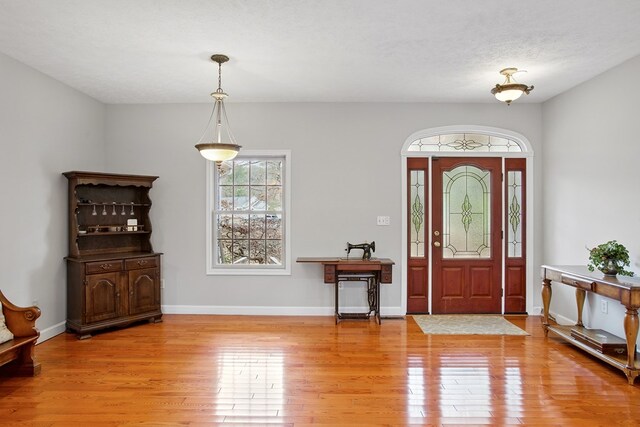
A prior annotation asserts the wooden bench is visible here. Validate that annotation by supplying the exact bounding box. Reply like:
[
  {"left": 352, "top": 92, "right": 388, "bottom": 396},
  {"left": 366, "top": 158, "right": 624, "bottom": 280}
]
[{"left": 0, "top": 290, "right": 41, "bottom": 376}]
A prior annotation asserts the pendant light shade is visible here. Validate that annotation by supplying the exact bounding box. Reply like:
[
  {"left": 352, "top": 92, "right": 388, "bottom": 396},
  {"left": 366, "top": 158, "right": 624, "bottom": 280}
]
[
  {"left": 491, "top": 68, "right": 534, "bottom": 105},
  {"left": 195, "top": 54, "right": 241, "bottom": 161},
  {"left": 196, "top": 143, "right": 242, "bottom": 162}
]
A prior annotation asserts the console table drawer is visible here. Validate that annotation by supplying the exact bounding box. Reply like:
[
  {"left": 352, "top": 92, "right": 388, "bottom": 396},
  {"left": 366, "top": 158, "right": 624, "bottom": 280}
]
[
  {"left": 86, "top": 261, "right": 123, "bottom": 274},
  {"left": 561, "top": 274, "right": 594, "bottom": 291}
]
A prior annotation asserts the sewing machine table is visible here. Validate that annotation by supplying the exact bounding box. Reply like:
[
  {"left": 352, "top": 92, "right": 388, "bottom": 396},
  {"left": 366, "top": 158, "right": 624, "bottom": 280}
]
[{"left": 297, "top": 257, "right": 394, "bottom": 324}]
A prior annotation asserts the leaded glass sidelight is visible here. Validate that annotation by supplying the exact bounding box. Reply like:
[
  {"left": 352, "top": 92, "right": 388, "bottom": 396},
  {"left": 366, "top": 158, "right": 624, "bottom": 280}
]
[
  {"left": 442, "top": 165, "right": 491, "bottom": 258},
  {"left": 410, "top": 170, "right": 425, "bottom": 257},
  {"left": 507, "top": 171, "right": 523, "bottom": 258},
  {"left": 215, "top": 158, "right": 284, "bottom": 266}
]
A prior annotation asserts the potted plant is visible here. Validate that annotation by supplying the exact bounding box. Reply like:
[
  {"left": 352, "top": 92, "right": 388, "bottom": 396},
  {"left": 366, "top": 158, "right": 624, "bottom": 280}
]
[{"left": 587, "top": 240, "right": 634, "bottom": 276}]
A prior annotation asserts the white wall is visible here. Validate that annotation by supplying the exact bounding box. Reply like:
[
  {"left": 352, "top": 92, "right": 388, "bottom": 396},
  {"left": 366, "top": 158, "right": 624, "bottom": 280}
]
[
  {"left": 105, "top": 102, "right": 542, "bottom": 314},
  {"left": 0, "top": 52, "right": 105, "bottom": 339},
  {"left": 0, "top": 49, "right": 545, "bottom": 333},
  {"left": 542, "top": 55, "right": 640, "bottom": 340}
]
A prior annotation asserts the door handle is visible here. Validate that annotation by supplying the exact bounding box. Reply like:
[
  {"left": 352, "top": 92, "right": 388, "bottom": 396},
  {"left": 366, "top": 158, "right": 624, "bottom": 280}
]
[{"left": 433, "top": 241, "right": 441, "bottom": 247}]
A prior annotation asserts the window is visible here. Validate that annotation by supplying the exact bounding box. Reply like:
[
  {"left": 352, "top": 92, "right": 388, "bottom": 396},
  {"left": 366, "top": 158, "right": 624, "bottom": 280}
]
[
  {"left": 206, "top": 150, "right": 291, "bottom": 275},
  {"left": 407, "top": 133, "right": 522, "bottom": 153}
]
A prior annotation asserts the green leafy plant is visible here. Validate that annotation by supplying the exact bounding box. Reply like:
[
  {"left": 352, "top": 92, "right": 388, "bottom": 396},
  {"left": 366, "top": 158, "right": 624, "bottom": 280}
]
[{"left": 587, "top": 240, "right": 634, "bottom": 276}]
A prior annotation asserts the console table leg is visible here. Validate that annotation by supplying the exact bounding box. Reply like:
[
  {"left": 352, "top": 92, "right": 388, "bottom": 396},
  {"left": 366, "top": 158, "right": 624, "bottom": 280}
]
[
  {"left": 624, "top": 307, "right": 639, "bottom": 371},
  {"left": 541, "top": 278, "right": 552, "bottom": 336},
  {"left": 575, "top": 288, "right": 586, "bottom": 327},
  {"left": 623, "top": 369, "right": 639, "bottom": 385}
]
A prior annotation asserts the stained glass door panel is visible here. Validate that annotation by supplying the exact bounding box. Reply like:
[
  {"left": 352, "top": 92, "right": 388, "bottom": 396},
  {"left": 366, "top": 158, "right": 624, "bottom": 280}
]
[
  {"left": 431, "top": 158, "right": 502, "bottom": 314},
  {"left": 504, "top": 158, "right": 527, "bottom": 313},
  {"left": 406, "top": 158, "right": 429, "bottom": 313},
  {"left": 442, "top": 165, "right": 491, "bottom": 259}
]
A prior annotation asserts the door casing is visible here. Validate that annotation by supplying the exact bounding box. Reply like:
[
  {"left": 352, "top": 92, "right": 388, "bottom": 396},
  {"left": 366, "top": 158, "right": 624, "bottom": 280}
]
[{"left": 400, "top": 125, "right": 534, "bottom": 316}]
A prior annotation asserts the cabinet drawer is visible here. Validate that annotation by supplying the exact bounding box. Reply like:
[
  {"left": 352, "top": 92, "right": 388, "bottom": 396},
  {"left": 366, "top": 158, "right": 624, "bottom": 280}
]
[
  {"left": 125, "top": 256, "right": 158, "bottom": 270},
  {"left": 86, "top": 261, "right": 123, "bottom": 274},
  {"left": 324, "top": 265, "right": 336, "bottom": 283},
  {"left": 381, "top": 265, "right": 393, "bottom": 283}
]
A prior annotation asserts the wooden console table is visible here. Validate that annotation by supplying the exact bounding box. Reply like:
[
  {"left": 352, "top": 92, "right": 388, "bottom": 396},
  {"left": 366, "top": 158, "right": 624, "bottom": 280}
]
[
  {"left": 297, "top": 257, "right": 394, "bottom": 324},
  {"left": 541, "top": 265, "right": 640, "bottom": 384}
]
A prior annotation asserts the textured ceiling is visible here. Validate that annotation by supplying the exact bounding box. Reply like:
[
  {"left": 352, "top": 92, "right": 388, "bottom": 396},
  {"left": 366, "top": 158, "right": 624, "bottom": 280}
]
[{"left": 1, "top": 0, "right": 640, "bottom": 104}]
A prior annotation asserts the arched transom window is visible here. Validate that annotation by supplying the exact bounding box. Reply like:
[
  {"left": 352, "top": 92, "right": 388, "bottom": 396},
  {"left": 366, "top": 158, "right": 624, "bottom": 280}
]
[{"left": 408, "top": 133, "right": 523, "bottom": 153}]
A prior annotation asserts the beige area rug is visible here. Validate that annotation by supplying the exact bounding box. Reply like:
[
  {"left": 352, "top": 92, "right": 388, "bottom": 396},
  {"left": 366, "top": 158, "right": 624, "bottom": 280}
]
[{"left": 413, "top": 315, "right": 529, "bottom": 335}]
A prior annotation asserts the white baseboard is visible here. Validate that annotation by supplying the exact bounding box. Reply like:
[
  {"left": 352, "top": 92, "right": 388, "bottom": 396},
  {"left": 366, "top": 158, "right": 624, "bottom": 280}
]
[
  {"left": 37, "top": 321, "right": 66, "bottom": 344},
  {"left": 162, "top": 305, "right": 405, "bottom": 317},
  {"left": 549, "top": 310, "right": 576, "bottom": 326},
  {"left": 34, "top": 307, "right": 406, "bottom": 343},
  {"left": 531, "top": 306, "right": 574, "bottom": 324}
]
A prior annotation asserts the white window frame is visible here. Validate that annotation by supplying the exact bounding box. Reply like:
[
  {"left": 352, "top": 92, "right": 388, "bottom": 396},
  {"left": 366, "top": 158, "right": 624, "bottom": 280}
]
[{"left": 206, "top": 149, "right": 291, "bottom": 275}]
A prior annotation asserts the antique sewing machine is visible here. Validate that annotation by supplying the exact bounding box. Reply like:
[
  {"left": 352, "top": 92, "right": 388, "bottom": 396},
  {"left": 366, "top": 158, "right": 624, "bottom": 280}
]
[{"left": 346, "top": 241, "right": 376, "bottom": 260}]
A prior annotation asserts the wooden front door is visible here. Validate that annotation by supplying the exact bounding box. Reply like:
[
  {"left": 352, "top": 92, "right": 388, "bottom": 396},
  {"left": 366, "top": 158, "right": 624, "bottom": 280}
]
[{"left": 431, "top": 157, "right": 503, "bottom": 313}]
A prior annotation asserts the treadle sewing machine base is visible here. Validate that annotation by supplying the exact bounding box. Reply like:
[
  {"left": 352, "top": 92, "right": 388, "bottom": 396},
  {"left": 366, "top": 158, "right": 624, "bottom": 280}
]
[
  {"left": 296, "top": 257, "right": 395, "bottom": 325},
  {"left": 335, "top": 272, "right": 379, "bottom": 324}
]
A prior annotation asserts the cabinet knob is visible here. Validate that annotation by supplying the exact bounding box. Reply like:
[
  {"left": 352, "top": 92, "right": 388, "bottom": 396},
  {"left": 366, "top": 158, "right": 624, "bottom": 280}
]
[
  {"left": 100, "top": 263, "right": 112, "bottom": 270},
  {"left": 137, "top": 260, "right": 147, "bottom": 266}
]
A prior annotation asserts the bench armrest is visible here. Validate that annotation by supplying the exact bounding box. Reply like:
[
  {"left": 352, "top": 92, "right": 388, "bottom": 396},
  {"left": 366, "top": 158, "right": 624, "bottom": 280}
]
[{"left": 0, "top": 290, "right": 41, "bottom": 338}]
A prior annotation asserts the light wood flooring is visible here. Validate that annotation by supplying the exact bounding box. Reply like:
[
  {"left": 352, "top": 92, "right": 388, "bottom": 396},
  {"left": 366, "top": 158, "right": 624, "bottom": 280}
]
[{"left": 2, "top": 315, "right": 640, "bottom": 426}]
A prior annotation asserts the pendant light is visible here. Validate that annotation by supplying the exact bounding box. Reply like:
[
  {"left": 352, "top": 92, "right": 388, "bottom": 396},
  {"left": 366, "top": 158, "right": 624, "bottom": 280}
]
[
  {"left": 195, "top": 54, "right": 241, "bottom": 162},
  {"left": 491, "top": 68, "right": 534, "bottom": 105}
]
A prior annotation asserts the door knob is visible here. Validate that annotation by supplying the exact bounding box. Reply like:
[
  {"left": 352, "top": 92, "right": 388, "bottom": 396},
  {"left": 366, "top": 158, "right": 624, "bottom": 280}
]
[{"left": 434, "top": 241, "right": 441, "bottom": 247}]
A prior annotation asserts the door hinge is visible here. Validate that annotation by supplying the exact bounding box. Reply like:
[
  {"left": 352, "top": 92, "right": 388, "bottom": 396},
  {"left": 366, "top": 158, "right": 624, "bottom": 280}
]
[
  {"left": 83, "top": 279, "right": 88, "bottom": 286},
  {"left": 501, "top": 230, "right": 504, "bottom": 239},
  {"left": 501, "top": 288, "right": 504, "bottom": 297}
]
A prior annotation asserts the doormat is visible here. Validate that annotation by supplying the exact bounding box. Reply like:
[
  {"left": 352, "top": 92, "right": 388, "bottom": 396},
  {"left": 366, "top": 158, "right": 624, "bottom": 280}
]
[{"left": 413, "top": 315, "right": 529, "bottom": 335}]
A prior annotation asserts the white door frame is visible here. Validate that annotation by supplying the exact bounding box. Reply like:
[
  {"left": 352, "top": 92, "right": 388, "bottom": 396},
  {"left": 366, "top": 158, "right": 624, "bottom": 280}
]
[{"left": 400, "top": 125, "right": 534, "bottom": 314}]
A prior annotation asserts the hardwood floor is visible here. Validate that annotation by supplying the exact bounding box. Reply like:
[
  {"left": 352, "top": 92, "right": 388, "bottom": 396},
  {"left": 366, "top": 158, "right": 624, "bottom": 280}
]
[{"left": 2, "top": 315, "right": 640, "bottom": 426}]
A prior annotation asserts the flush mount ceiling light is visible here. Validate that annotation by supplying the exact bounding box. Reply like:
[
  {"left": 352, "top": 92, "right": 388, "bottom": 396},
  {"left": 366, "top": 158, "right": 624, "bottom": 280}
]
[
  {"left": 195, "top": 54, "right": 242, "bottom": 162},
  {"left": 491, "top": 67, "right": 534, "bottom": 105}
]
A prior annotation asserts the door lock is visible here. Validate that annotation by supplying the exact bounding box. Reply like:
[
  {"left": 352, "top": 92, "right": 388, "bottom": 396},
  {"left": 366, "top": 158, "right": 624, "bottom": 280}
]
[{"left": 434, "top": 231, "right": 440, "bottom": 236}]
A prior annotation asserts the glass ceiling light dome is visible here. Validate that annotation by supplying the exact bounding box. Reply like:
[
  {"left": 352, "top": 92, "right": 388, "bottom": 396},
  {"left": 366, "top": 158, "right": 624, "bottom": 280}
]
[
  {"left": 491, "top": 67, "right": 534, "bottom": 105},
  {"left": 195, "top": 54, "right": 242, "bottom": 162}
]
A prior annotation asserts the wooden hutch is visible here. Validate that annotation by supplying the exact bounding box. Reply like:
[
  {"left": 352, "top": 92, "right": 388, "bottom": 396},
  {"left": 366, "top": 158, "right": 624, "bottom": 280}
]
[{"left": 63, "top": 171, "right": 162, "bottom": 338}]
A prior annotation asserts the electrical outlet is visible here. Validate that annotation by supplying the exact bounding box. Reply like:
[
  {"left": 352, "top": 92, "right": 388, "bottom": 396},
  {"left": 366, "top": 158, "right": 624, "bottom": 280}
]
[
  {"left": 338, "top": 282, "right": 344, "bottom": 290},
  {"left": 161, "top": 279, "right": 165, "bottom": 289},
  {"left": 601, "top": 300, "right": 608, "bottom": 314},
  {"left": 377, "top": 216, "right": 391, "bottom": 226}
]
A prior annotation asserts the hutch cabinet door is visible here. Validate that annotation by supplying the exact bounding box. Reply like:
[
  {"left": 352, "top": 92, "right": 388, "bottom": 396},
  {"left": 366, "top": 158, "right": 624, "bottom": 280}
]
[
  {"left": 128, "top": 268, "right": 160, "bottom": 315},
  {"left": 85, "top": 272, "right": 121, "bottom": 323}
]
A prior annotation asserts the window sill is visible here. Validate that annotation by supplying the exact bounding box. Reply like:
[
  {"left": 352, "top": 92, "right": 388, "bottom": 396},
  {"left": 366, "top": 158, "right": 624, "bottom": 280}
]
[{"left": 207, "top": 267, "right": 291, "bottom": 276}]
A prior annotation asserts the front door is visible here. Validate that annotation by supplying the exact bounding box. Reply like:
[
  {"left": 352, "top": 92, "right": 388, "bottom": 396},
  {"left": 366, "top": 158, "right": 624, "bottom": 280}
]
[{"left": 431, "top": 157, "right": 503, "bottom": 313}]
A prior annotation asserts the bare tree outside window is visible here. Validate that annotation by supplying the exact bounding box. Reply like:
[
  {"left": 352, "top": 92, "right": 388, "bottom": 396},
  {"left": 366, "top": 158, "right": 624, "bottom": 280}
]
[{"left": 214, "top": 158, "right": 284, "bottom": 266}]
